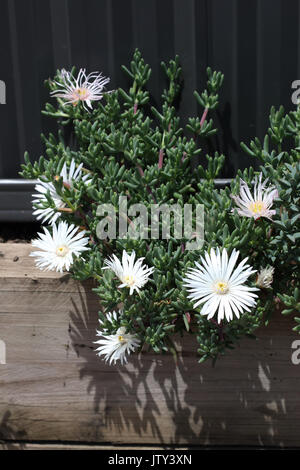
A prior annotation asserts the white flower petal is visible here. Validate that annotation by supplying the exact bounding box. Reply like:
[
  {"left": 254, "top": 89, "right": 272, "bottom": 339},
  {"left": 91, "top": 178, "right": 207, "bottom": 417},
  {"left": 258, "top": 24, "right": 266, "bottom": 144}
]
[
  {"left": 30, "top": 221, "right": 89, "bottom": 272},
  {"left": 231, "top": 173, "right": 278, "bottom": 220},
  {"left": 51, "top": 68, "right": 111, "bottom": 111},
  {"left": 32, "top": 158, "right": 92, "bottom": 224},
  {"left": 102, "top": 250, "right": 154, "bottom": 294},
  {"left": 94, "top": 310, "right": 140, "bottom": 366},
  {"left": 183, "top": 247, "right": 258, "bottom": 324}
]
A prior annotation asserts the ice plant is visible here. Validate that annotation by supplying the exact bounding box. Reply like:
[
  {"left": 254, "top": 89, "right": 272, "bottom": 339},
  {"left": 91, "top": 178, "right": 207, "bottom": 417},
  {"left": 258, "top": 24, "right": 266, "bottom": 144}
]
[
  {"left": 231, "top": 173, "right": 278, "bottom": 220},
  {"left": 95, "top": 311, "right": 140, "bottom": 365},
  {"left": 30, "top": 221, "right": 89, "bottom": 272},
  {"left": 22, "top": 50, "right": 300, "bottom": 365},
  {"left": 256, "top": 266, "right": 275, "bottom": 289},
  {"left": 32, "top": 159, "right": 91, "bottom": 224},
  {"left": 51, "top": 68, "right": 111, "bottom": 110},
  {"left": 103, "top": 250, "right": 154, "bottom": 295},
  {"left": 183, "top": 248, "right": 259, "bottom": 323}
]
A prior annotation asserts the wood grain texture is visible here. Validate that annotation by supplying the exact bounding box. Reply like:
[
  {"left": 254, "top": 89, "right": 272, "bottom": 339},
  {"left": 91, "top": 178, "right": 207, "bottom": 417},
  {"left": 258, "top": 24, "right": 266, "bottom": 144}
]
[{"left": 0, "top": 244, "right": 299, "bottom": 447}]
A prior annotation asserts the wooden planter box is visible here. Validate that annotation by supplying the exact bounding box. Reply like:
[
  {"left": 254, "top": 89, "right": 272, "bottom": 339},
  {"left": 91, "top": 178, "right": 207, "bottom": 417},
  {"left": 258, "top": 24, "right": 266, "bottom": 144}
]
[{"left": 0, "top": 243, "right": 299, "bottom": 449}]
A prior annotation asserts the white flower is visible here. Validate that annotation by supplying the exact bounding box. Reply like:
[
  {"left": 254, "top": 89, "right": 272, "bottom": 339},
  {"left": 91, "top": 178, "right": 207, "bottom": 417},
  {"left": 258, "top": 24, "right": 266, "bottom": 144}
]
[
  {"left": 231, "top": 173, "right": 278, "bottom": 220},
  {"left": 256, "top": 266, "right": 274, "bottom": 289},
  {"left": 60, "top": 159, "right": 92, "bottom": 186},
  {"left": 102, "top": 250, "right": 154, "bottom": 295},
  {"left": 51, "top": 68, "right": 111, "bottom": 110},
  {"left": 32, "top": 180, "right": 65, "bottom": 225},
  {"left": 30, "top": 221, "right": 89, "bottom": 272},
  {"left": 182, "top": 248, "right": 259, "bottom": 323},
  {"left": 95, "top": 310, "right": 140, "bottom": 365},
  {"left": 32, "top": 159, "right": 91, "bottom": 225}
]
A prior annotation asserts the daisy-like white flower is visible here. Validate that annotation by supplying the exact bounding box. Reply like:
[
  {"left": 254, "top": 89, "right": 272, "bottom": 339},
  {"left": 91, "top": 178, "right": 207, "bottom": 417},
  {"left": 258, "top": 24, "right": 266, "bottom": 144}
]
[
  {"left": 182, "top": 248, "right": 259, "bottom": 323},
  {"left": 32, "top": 159, "right": 91, "bottom": 225},
  {"left": 256, "top": 266, "right": 274, "bottom": 289},
  {"left": 30, "top": 221, "right": 89, "bottom": 272},
  {"left": 32, "top": 180, "right": 65, "bottom": 225},
  {"left": 95, "top": 310, "right": 140, "bottom": 365},
  {"left": 51, "top": 68, "right": 111, "bottom": 111},
  {"left": 231, "top": 173, "right": 278, "bottom": 220},
  {"left": 102, "top": 250, "right": 154, "bottom": 295},
  {"left": 60, "top": 159, "right": 92, "bottom": 186}
]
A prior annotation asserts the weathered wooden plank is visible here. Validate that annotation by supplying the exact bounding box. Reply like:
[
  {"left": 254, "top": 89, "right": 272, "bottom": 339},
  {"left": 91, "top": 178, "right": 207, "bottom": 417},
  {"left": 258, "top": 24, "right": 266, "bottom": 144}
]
[
  {"left": 0, "top": 243, "right": 62, "bottom": 278},
  {"left": 0, "top": 244, "right": 299, "bottom": 447}
]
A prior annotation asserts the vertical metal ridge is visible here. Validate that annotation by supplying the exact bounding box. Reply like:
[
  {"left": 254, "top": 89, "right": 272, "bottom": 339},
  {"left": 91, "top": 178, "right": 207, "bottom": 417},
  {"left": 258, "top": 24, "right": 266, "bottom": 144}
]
[
  {"left": 7, "top": 0, "right": 26, "bottom": 171},
  {"left": 50, "top": 0, "right": 72, "bottom": 69},
  {"left": 106, "top": 0, "right": 115, "bottom": 84},
  {"left": 131, "top": 0, "right": 159, "bottom": 103},
  {"left": 173, "top": 0, "right": 197, "bottom": 122},
  {"left": 256, "top": 0, "right": 263, "bottom": 141},
  {"left": 231, "top": 0, "right": 238, "bottom": 151}
]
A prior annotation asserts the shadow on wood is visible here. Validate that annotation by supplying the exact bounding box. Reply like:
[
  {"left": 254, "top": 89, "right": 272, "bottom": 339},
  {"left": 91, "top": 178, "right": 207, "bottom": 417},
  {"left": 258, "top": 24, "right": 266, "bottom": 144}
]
[
  {"left": 69, "top": 286, "right": 300, "bottom": 447},
  {"left": 0, "top": 244, "right": 299, "bottom": 448}
]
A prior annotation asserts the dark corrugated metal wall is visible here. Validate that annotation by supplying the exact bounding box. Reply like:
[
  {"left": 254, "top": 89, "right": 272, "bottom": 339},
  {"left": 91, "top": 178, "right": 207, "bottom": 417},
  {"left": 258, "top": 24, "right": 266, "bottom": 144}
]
[{"left": 0, "top": 0, "right": 299, "bottom": 180}]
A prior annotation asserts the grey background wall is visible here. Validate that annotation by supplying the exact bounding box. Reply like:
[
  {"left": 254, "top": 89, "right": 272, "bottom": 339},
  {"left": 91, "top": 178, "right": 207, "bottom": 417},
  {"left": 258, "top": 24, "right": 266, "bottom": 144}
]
[{"left": 0, "top": 0, "right": 299, "bottom": 217}]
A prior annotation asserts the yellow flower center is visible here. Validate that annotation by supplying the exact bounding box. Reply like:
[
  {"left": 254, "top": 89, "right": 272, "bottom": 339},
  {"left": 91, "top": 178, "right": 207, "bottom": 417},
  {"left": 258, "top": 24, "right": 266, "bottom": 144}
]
[
  {"left": 118, "top": 335, "right": 127, "bottom": 344},
  {"left": 214, "top": 281, "right": 229, "bottom": 295},
  {"left": 76, "top": 87, "right": 89, "bottom": 100},
  {"left": 249, "top": 201, "right": 264, "bottom": 214},
  {"left": 56, "top": 245, "right": 69, "bottom": 257},
  {"left": 123, "top": 275, "right": 135, "bottom": 287}
]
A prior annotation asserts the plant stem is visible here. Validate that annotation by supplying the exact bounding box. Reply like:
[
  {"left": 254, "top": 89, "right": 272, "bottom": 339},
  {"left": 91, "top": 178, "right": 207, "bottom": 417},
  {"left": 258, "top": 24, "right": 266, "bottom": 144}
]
[
  {"left": 200, "top": 107, "right": 208, "bottom": 127},
  {"left": 158, "top": 131, "right": 166, "bottom": 169},
  {"left": 158, "top": 148, "right": 164, "bottom": 169}
]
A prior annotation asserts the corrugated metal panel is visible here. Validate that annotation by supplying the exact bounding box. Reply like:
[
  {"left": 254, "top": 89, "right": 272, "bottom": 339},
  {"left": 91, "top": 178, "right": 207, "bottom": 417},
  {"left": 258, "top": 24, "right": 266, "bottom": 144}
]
[{"left": 0, "top": 0, "right": 299, "bottom": 219}]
